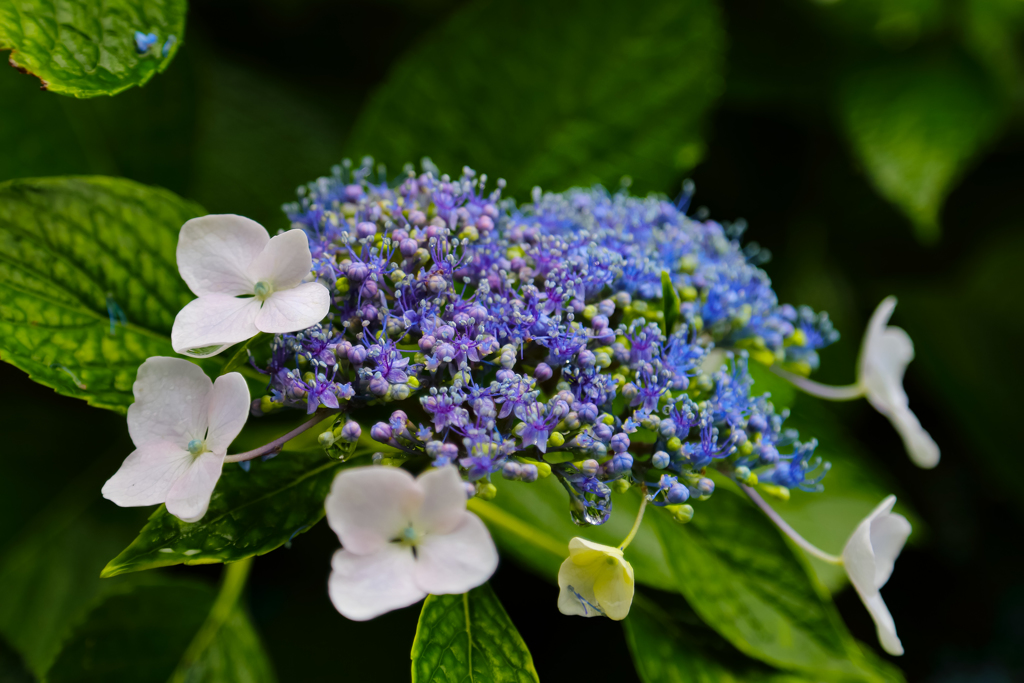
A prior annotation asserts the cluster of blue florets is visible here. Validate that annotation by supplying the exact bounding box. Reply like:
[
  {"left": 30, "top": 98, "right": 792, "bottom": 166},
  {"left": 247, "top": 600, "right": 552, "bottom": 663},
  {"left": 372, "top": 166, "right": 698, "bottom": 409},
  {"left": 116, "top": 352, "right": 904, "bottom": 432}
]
[{"left": 254, "top": 158, "right": 835, "bottom": 525}]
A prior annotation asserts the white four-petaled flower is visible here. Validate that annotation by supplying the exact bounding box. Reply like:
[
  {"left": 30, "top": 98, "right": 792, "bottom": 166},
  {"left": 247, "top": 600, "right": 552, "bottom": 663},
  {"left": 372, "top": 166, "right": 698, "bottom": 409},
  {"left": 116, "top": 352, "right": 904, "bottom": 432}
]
[
  {"left": 325, "top": 465, "right": 498, "bottom": 621},
  {"left": 858, "top": 297, "right": 939, "bottom": 468},
  {"left": 171, "top": 214, "right": 331, "bottom": 358},
  {"left": 102, "top": 357, "right": 250, "bottom": 522},
  {"left": 842, "top": 494, "right": 911, "bottom": 656},
  {"left": 557, "top": 538, "right": 635, "bottom": 621}
]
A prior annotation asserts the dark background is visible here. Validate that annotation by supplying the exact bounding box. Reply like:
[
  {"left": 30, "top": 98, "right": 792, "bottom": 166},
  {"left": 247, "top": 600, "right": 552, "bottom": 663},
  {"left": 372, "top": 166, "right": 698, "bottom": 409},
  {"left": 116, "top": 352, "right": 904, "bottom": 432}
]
[{"left": 2, "top": 0, "right": 1022, "bottom": 680}]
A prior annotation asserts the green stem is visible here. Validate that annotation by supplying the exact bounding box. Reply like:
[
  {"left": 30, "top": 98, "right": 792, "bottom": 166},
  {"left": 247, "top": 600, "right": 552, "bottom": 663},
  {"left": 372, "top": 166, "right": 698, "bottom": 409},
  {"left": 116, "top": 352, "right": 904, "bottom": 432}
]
[
  {"left": 219, "top": 333, "right": 266, "bottom": 376},
  {"left": 619, "top": 486, "right": 648, "bottom": 551},
  {"left": 740, "top": 483, "right": 843, "bottom": 565},
  {"left": 169, "top": 557, "right": 254, "bottom": 682},
  {"left": 467, "top": 498, "right": 567, "bottom": 559}
]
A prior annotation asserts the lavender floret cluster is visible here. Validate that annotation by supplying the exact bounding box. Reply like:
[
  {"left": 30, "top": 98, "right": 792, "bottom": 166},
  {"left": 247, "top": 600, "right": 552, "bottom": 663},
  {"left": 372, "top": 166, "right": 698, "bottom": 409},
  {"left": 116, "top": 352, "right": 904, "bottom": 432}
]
[{"left": 256, "top": 158, "right": 836, "bottom": 526}]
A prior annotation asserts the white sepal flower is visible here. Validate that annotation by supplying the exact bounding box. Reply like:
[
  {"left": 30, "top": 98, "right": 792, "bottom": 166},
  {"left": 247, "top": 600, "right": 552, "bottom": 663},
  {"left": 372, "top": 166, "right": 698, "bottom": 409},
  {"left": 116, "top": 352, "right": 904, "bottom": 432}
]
[
  {"left": 842, "top": 495, "right": 911, "bottom": 656},
  {"left": 101, "top": 357, "right": 250, "bottom": 523},
  {"left": 325, "top": 465, "right": 498, "bottom": 621},
  {"left": 171, "top": 214, "right": 331, "bottom": 358},
  {"left": 858, "top": 296, "right": 939, "bottom": 468},
  {"left": 557, "top": 538, "right": 635, "bottom": 621}
]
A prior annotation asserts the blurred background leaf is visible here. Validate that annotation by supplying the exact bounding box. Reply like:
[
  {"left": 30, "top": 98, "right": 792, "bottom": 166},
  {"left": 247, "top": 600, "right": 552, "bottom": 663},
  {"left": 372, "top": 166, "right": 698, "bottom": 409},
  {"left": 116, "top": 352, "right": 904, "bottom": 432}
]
[
  {"left": 838, "top": 55, "right": 1003, "bottom": 243},
  {"left": 346, "top": 0, "right": 725, "bottom": 197}
]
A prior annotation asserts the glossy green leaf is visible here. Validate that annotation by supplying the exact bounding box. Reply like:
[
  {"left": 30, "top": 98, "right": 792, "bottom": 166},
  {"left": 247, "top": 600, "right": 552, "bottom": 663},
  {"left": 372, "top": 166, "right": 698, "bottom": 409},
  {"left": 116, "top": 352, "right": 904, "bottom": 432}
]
[
  {"left": 348, "top": 0, "right": 724, "bottom": 196},
  {"left": 0, "top": 0, "right": 186, "bottom": 98},
  {"left": 0, "top": 176, "right": 202, "bottom": 412},
  {"left": 470, "top": 475, "right": 674, "bottom": 591},
  {"left": 625, "top": 592, "right": 812, "bottom": 683},
  {"left": 102, "top": 424, "right": 371, "bottom": 577},
  {"left": 651, "top": 490, "right": 893, "bottom": 680},
  {"left": 411, "top": 583, "right": 539, "bottom": 683},
  {"left": 839, "top": 58, "right": 1002, "bottom": 243}
]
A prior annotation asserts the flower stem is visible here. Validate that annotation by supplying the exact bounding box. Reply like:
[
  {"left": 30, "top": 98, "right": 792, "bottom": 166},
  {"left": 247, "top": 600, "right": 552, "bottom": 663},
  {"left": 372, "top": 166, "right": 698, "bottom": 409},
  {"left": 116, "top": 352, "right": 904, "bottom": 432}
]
[
  {"left": 225, "top": 411, "right": 337, "bottom": 463},
  {"left": 620, "top": 486, "right": 648, "bottom": 551},
  {"left": 769, "top": 365, "right": 865, "bottom": 401},
  {"left": 739, "top": 483, "right": 843, "bottom": 565}
]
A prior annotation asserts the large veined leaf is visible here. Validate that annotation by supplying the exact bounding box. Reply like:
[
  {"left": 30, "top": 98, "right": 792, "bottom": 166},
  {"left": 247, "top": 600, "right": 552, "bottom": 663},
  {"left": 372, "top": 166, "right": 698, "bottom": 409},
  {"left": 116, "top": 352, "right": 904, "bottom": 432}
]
[
  {"left": 0, "top": 176, "right": 202, "bottom": 412},
  {"left": 347, "top": 0, "right": 725, "bottom": 196},
  {"left": 839, "top": 58, "right": 1003, "bottom": 243},
  {"left": 471, "top": 475, "right": 674, "bottom": 590},
  {"left": 101, "top": 423, "right": 372, "bottom": 577},
  {"left": 625, "top": 592, "right": 813, "bottom": 683},
  {"left": 411, "top": 583, "right": 539, "bottom": 683},
  {"left": 650, "top": 491, "right": 895, "bottom": 681},
  {"left": 0, "top": 0, "right": 186, "bottom": 97}
]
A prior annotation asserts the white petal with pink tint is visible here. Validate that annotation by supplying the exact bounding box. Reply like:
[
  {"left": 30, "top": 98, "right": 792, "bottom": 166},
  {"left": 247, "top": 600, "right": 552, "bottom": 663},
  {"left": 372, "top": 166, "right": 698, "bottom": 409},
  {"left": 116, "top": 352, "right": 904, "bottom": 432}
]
[
  {"left": 103, "top": 357, "right": 250, "bottom": 523},
  {"left": 324, "top": 466, "right": 498, "bottom": 621}
]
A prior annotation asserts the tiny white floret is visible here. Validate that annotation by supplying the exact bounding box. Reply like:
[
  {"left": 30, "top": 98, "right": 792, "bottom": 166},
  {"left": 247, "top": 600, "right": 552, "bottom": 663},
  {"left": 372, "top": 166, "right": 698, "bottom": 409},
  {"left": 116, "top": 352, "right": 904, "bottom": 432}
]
[
  {"left": 325, "top": 465, "right": 498, "bottom": 621},
  {"left": 557, "top": 537, "right": 635, "bottom": 621},
  {"left": 842, "top": 494, "right": 911, "bottom": 656},
  {"left": 858, "top": 297, "right": 939, "bottom": 468},
  {"left": 171, "top": 214, "right": 331, "bottom": 358},
  {"left": 101, "top": 357, "right": 250, "bottom": 523}
]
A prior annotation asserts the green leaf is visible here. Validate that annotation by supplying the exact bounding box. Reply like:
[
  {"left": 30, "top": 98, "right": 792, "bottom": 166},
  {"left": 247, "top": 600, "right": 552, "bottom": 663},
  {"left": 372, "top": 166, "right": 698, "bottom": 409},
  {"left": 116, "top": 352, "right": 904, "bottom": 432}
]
[
  {"left": 101, "top": 424, "right": 369, "bottom": 577},
  {"left": 470, "top": 475, "right": 674, "bottom": 591},
  {"left": 650, "top": 489, "right": 892, "bottom": 680},
  {"left": 0, "top": 176, "right": 202, "bottom": 412},
  {"left": 839, "top": 58, "right": 1003, "bottom": 243},
  {"left": 661, "top": 270, "right": 681, "bottom": 335},
  {"left": 347, "top": 0, "right": 724, "bottom": 196},
  {"left": 0, "top": 0, "right": 186, "bottom": 98},
  {"left": 625, "top": 592, "right": 812, "bottom": 683},
  {"left": 411, "top": 583, "right": 539, "bottom": 683}
]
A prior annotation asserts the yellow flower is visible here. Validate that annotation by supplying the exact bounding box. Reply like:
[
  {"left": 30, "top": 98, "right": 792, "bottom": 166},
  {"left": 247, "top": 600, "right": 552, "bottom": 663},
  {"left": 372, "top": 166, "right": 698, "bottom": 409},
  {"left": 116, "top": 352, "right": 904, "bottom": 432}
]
[{"left": 556, "top": 538, "right": 635, "bottom": 620}]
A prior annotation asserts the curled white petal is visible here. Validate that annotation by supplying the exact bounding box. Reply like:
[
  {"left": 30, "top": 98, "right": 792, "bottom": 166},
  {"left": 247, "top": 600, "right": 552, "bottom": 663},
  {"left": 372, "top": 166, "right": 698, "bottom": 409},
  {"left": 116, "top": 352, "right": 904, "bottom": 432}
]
[
  {"left": 254, "top": 282, "right": 331, "bottom": 334},
  {"left": 414, "top": 513, "right": 498, "bottom": 595},
  {"left": 329, "top": 546, "right": 424, "bottom": 621},
  {"left": 127, "top": 357, "right": 212, "bottom": 449},
  {"left": 842, "top": 495, "right": 911, "bottom": 656},
  {"left": 177, "top": 215, "right": 267, "bottom": 296},
  {"left": 171, "top": 295, "right": 261, "bottom": 358},
  {"left": 858, "top": 297, "right": 939, "bottom": 468}
]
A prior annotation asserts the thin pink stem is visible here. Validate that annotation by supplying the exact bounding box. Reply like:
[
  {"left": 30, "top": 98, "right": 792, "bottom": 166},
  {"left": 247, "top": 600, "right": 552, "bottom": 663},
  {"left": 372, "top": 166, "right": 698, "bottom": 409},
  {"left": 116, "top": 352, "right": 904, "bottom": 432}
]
[
  {"left": 225, "top": 411, "right": 337, "bottom": 463},
  {"left": 769, "top": 365, "right": 865, "bottom": 401},
  {"left": 739, "top": 483, "right": 843, "bottom": 565}
]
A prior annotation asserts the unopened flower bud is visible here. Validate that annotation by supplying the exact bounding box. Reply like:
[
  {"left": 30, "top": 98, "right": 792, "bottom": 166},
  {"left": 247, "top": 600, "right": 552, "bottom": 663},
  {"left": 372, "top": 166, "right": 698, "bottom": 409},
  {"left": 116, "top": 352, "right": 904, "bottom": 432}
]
[
  {"left": 370, "top": 422, "right": 392, "bottom": 442},
  {"left": 697, "top": 477, "right": 715, "bottom": 496},
  {"left": 610, "top": 433, "right": 630, "bottom": 453},
  {"left": 652, "top": 451, "right": 670, "bottom": 469},
  {"left": 319, "top": 430, "right": 336, "bottom": 447},
  {"left": 520, "top": 464, "right": 539, "bottom": 482},
  {"left": 369, "top": 375, "right": 389, "bottom": 396},
  {"left": 476, "top": 481, "right": 497, "bottom": 500},
  {"left": 667, "top": 504, "right": 694, "bottom": 524},
  {"left": 356, "top": 221, "right": 377, "bottom": 238},
  {"left": 580, "top": 459, "right": 599, "bottom": 477},
  {"left": 667, "top": 483, "right": 690, "bottom": 504},
  {"left": 502, "top": 461, "right": 522, "bottom": 480},
  {"left": 606, "top": 452, "right": 633, "bottom": 475},
  {"left": 534, "top": 362, "right": 553, "bottom": 382},
  {"left": 340, "top": 421, "right": 362, "bottom": 442}
]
